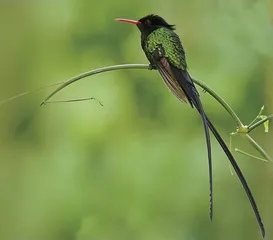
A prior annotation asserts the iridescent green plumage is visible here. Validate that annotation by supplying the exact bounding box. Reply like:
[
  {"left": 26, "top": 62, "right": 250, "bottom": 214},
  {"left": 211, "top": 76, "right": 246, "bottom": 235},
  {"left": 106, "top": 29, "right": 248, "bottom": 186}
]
[
  {"left": 141, "top": 26, "right": 193, "bottom": 104},
  {"left": 143, "top": 27, "right": 187, "bottom": 70}
]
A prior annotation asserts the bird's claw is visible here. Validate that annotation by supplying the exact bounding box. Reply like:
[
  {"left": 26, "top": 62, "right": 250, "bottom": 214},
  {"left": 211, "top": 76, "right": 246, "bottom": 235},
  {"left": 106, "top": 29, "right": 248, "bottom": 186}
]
[{"left": 148, "top": 64, "right": 156, "bottom": 70}]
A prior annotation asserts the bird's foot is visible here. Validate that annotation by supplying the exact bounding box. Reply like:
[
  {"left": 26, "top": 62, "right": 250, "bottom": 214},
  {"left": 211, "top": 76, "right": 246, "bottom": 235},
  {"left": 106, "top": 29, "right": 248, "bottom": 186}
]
[{"left": 148, "top": 64, "right": 156, "bottom": 70}]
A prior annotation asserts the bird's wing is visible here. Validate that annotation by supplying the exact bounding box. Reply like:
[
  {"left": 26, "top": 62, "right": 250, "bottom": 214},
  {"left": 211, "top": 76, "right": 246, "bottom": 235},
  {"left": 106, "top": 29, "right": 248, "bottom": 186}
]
[
  {"left": 151, "top": 48, "right": 188, "bottom": 104},
  {"left": 151, "top": 47, "right": 213, "bottom": 220}
]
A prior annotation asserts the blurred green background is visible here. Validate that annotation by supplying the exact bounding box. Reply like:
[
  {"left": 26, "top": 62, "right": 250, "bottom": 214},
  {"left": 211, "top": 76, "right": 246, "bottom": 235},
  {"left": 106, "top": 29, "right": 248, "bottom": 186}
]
[{"left": 0, "top": 0, "right": 273, "bottom": 239}]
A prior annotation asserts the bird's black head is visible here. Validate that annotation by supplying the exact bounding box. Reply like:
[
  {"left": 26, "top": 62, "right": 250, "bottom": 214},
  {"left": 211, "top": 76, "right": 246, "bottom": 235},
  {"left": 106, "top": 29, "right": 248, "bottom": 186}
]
[
  {"left": 138, "top": 14, "right": 175, "bottom": 33},
  {"left": 115, "top": 14, "right": 175, "bottom": 36}
]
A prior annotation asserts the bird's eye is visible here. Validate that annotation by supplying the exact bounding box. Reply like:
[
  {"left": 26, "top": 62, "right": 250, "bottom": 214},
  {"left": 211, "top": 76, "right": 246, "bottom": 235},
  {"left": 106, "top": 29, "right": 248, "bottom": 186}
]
[{"left": 145, "top": 19, "right": 151, "bottom": 25}]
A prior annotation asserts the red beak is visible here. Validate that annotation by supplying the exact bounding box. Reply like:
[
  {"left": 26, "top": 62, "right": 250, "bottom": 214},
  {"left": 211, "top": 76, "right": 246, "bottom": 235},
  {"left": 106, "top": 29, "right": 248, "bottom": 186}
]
[{"left": 115, "top": 18, "right": 140, "bottom": 25}]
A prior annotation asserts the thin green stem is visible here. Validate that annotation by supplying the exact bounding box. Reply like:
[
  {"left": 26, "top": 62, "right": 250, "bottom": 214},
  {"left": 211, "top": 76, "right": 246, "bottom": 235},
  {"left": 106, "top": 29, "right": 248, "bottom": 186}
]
[
  {"left": 245, "top": 134, "right": 272, "bottom": 162},
  {"left": 235, "top": 148, "right": 268, "bottom": 162},
  {"left": 0, "top": 81, "right": 65, "bottom": 106},
  {"left": 40, "top": 63, "right": 271, "bottom": 163},
  {"left": 192, "top": 78, "right": 243, "bottom": 127},
  {"left": 40, "top": 64, "right": 150, "bottom": 105},
  {"left": 248, "top": 114, "right": 273, "bottom": 133},
  {"left": 248, "top": 106, "right": 264, "bottom": 127},
  {"left": 40, "top": 64, "right": 244, "bottom": 128},
  {"left": 45, "top": 97, "right": 103, "bottom": 106}
]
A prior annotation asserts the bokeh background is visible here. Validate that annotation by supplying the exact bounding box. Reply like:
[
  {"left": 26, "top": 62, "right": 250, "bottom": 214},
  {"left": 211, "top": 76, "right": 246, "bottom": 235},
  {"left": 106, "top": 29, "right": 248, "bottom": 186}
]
[{"left": 0, "top": 0, "right": 273, "bottom": 239}]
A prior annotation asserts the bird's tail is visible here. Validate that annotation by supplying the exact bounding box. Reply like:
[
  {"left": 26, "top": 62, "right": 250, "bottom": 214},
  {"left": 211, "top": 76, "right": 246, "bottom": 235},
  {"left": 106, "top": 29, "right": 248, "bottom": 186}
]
[
  {"left": 191, "top": 94, "right": 213, "bottom": 220},
  {"left": 205, "top": 115, "right": 265, "bottom": 237}
]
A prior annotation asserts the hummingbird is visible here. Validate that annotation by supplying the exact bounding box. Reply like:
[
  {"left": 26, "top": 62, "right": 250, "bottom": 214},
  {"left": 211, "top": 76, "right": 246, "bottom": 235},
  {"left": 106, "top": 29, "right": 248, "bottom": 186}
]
[{"left": 116, "top": 14, "right": 265, "bottom": 237}]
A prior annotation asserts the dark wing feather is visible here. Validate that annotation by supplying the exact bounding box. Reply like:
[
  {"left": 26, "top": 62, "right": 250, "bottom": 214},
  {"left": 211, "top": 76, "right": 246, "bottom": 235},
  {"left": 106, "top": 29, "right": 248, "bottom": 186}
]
[
  {"left": 152, "top": 49, "right": 213, "bottom": 220},
  {"left": 170, "top": 65, "right": 213, "bottom": 220},
  {"left": 155, "top": 57, "right": 187, "bottom": 103}
]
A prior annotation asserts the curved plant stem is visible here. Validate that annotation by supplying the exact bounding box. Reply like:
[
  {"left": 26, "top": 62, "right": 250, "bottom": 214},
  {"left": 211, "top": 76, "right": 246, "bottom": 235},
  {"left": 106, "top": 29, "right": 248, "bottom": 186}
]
[
  {"left": 46, "top": 97, "right": 103, "bottom": 106},
  {"left": 245, "top": 134, "right": 272, "bottom": 161},
  {"left": 192, "top": 78, "right": 243, "bottom": 127},
  {"left": 248, "top": 114, "right": 273, "bottom": 133},
  {"left": 0, "top": 81, "right": 65, "bottom": 106},
  {"left": 40, "top": 64, "right": 243, "bottom": 128},
  {"left": 40, "top": 64, "right": 149, "bottom": 105},
  {"left": 40, "top": 63, "right": 271, "bottom": 162}
]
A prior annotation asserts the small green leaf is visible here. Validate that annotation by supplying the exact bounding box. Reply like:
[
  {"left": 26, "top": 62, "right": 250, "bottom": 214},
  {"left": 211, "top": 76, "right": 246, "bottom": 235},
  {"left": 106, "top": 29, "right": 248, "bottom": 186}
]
[
  {"left": 258, "top": 105, "right": 265, "bottom": 116},
  {"left": 260, "top": 115, "right": 269, "bottom": 133}
]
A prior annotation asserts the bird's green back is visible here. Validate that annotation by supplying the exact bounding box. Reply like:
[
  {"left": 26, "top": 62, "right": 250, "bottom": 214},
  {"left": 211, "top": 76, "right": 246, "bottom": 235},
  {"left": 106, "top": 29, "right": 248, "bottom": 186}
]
[{"left": 143, "top": 27, "right": 187, "bottom": 70}]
